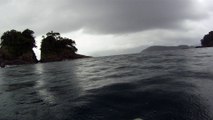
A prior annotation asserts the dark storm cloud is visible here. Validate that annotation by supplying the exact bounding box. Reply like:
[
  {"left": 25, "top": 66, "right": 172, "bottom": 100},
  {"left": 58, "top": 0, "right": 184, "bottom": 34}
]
[
  {"left": 0, "top": 0, "right": 209, "bottom": 35},
  {"left": 67, "top": 0, "right": 207, "bottom": 34}
]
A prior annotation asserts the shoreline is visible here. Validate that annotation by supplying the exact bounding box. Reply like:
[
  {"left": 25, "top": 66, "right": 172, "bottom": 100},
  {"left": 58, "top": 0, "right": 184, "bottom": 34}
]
[{"left": 0, "top": 54, "right": 91, "bottom": 68}]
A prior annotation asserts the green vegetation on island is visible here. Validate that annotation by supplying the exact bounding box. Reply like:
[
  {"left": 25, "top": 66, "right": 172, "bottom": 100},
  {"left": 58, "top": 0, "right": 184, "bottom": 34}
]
[
  {"left": 0, "top": 29, "right": 90, "bottom": 67},
  {"left": 200, "top": 31, "right": 213, "bottom": 47},
  {"left": 0, "top": 29, "right": 38, "bottom": 67},
  {"left": 40, "top": 31, "right": 89, "bottom": 62}
]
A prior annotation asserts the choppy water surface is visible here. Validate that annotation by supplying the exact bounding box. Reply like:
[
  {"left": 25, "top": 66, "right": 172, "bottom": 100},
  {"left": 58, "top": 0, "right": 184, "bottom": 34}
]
[{"left": 1, "top": 48, "right": 213, "bottom": 120}]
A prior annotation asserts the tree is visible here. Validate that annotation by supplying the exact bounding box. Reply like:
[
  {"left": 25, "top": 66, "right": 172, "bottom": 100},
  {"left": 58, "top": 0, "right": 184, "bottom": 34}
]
[
  {"left": 0, "top": 29, "right": 36, "bottom": 57},
  {"left": 46, "top": 31, "right": 60, "bottom": 39},
  {"left": 22, "top": 29, "right": 36, "bottom": 49},
  {"left": 40, "top": 31, "right": 78, "bottom": 61},
  {"left": 201, "top": 31, "right": 213, "bottom": 47}
]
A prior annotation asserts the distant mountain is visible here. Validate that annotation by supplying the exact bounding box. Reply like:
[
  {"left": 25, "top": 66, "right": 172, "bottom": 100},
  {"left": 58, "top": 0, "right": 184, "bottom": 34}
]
[
  {"left": 141, "top": 45, "right": 192, "bottom": 52},
  {"left": 91, "top": 46, "right": 148, "bottom": 57}
]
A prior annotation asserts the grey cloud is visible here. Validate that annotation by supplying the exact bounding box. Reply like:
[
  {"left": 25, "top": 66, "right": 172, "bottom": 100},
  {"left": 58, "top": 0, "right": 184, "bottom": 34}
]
[
  {"left": 73, "top": 0, "right": 207, "bottom": 34},
  {"left": 0, "top": 0, "right": 210, "bottom": 35}
]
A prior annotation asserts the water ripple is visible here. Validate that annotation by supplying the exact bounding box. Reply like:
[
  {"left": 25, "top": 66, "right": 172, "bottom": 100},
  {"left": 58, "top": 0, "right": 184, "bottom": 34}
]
[{"left": 0, "top": 48, "right": 213, "bottom": 119}]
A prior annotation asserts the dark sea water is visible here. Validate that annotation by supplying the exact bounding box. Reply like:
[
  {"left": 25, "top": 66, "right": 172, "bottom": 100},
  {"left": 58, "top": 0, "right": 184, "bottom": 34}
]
[{"left": 1, "top": 48, "right": 213, "bottom": 120}]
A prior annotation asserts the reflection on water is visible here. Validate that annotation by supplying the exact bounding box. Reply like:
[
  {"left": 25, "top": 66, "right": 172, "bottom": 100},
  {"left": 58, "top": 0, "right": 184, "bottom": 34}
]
[
  {"left": 0, "top": 48, "right": 213, "bottom": 120},
  {"left": 34, "top": 64, "right": 56, "bottom": 104},
  {"left": 0, "top": 61, "right": 84, "bottom": 120},
  {"left": 35, "top": 78, "right": 56, "bottom": 104}
]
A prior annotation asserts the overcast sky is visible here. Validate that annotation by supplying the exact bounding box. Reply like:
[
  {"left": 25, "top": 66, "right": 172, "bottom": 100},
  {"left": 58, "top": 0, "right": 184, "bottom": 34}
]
[{"left": 0, "top": 0, "right": 213, "bottom": 58}]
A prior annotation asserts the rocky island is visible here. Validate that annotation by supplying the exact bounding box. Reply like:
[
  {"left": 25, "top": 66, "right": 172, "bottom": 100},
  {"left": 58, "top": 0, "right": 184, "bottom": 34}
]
[
  {"left": 0, "top": 29, "right": 38, "bottom": 67},
  {"left": 0, "top": 29, "right": 90, "bottom": 67},
  {"left": 199, "top": 31, "right": 213, "bottom": 47},
  {"left": 40, "top": 31, "right": 90, "bottom": 62}
]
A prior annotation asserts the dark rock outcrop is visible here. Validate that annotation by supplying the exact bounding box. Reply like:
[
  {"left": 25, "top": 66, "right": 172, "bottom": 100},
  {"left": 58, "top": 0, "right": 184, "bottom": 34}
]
[
  {"left": 0, "top": 48, "right": 38, "bottom": 67},
  {"left": 200, "top": 31, "right": 213, "bottom": 47},
  {"left": 40, "top": 51, "right": 90, "bottom": 63},
  {"left": 0, "top": 50, "right": 5, "bottom": 67}
]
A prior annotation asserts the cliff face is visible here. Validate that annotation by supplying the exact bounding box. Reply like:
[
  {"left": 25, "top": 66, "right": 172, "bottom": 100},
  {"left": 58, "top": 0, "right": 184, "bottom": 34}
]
[
  {"left": 40, "top": 48, "right": 90, "bottom": 63},
  {"left": 0, "top": 49, "right": 5, "bottom": 67},
  {"left": 0, "top": 48, "right": 38, "bottom": 67}
]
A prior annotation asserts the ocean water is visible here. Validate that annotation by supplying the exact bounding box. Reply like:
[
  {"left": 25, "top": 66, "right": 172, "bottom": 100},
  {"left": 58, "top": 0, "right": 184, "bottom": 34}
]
[{"left": 1, "top": 48, "right": 213, "bottom": 120}]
